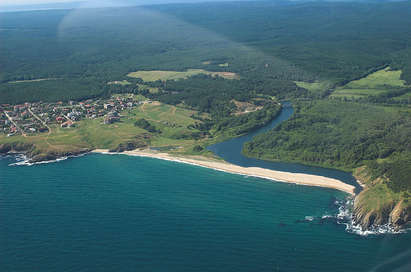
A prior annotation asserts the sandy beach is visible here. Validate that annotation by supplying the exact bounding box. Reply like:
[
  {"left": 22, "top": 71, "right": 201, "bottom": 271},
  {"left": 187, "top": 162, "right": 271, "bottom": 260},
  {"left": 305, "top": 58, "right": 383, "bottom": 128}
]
[{"left": 92, "top": 149, "right": 356, "bottom": 195}]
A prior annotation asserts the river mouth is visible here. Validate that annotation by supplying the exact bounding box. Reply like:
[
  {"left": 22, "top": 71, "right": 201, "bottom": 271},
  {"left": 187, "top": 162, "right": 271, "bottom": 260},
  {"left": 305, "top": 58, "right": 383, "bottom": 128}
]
[{"left": 207, "top": 102, "right": 362, "bottom": 192}]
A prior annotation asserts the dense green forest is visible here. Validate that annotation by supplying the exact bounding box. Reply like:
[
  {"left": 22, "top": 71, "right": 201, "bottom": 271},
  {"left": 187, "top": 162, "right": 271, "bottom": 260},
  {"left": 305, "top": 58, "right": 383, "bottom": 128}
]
[
  {"left": 153, "top": 1, "right": 411, "bottom": 82},
  {"left": 1, "top": 1, "right": 411, "bottom": 104},
  {"left": 244, "top": 101, "right": 410, "bottom": 172},
  {"left": 244, "top": 100, "right": 411, "bottom": 226},
  {"left": 144, "top": 75, "right": 303, "bottom": 115}
]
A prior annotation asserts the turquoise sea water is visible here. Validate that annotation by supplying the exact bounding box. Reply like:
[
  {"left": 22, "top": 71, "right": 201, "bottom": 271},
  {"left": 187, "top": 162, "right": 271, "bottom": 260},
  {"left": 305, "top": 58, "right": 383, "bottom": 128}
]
[
  {"left": 1, "top": 154, "right": 410, "bottom": 271},
  {"left": 1, "top": 104, "right": 410, "bottom": 271}
]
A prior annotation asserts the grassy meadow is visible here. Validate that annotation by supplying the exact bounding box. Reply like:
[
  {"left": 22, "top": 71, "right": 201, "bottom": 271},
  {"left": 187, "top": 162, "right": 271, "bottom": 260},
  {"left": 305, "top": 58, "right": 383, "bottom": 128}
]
[
  {"left": 295, "top": 81, "right": 333, "bottom": 95},
  {"left": 0, "top": 99, "right": 212, "bottom": 156},
  {"left": 331, "top": 67, "right": 408, "bottom": 99},
  {"left": 127, "top": 69, "right": 238, "bottom": 82},
  {"left": 137, "top": 84, "right": 160, "bottom": 94}
]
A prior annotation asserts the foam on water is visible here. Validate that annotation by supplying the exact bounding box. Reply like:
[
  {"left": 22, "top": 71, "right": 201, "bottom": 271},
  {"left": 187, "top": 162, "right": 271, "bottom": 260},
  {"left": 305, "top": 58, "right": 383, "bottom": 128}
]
[
  {"left": 326, "top": 197, "right": 409, "bottom": 236},
  {"left": 8, "top": 153, "right": 86, "bottom": 166}
]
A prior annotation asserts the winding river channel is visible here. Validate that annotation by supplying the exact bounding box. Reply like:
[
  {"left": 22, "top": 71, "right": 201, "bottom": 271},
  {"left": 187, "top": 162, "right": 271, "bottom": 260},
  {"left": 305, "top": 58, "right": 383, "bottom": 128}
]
[{"left": 208, "top": 102, "right": 361, "bottom": 191}]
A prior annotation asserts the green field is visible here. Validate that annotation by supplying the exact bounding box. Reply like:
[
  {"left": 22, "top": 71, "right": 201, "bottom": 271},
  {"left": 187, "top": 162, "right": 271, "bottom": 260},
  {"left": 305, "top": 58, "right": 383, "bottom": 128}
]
[
  {"left": 346, "top": 67, "right": 405, "bottom": 89},
  {"left": 0, "top": 100, "right": 211, "bottom": 156},
  {"left": 127, "top": 69, "right": 238, "bottom": 82},
  {"left": 295, "top": 81, "right": 332, "bottom": 94},
  {"left": 331, "top": 67, "right": 408, "bottom": 99},
  {"left": 331, "top": 88, "right": 388, "bottom": 98},
  {"left": 137, "top": 84, "right": 160, "bottom": 94},
  {"left": 132, "top": 102, "right": 198, "bottom": 127}
]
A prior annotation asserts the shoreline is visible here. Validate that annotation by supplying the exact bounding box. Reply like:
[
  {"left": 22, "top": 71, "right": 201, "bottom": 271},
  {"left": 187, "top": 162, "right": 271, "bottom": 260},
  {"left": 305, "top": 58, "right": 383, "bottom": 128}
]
[{"left": 92, "top": 149, "right": 356, "bottom": 195}]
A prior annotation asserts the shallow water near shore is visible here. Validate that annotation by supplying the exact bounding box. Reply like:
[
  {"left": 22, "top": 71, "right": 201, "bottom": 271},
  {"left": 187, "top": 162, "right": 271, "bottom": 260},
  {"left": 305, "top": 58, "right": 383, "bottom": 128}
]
[
  {"left": 1, "top": 103, "right": 410, "bottom": 271},
  {"left": 1, "top": 154, "right": 411, "bottom": 271}
]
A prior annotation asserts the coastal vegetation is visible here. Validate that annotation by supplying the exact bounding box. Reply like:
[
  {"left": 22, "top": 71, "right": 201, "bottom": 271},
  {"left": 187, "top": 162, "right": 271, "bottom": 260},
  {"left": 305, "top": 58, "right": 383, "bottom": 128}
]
[
  {"left": 1, "top": 0, "right": 411, "bottom": 230},
  {"left": 0, "top": 94, "right": 281, "bottom": 162},
  {"left": 244, "top": 99, "right": 411, "bottom": 230},
  {"left": 134, "top": 118, "right": 160, "bottom": 133},
  {"left": 0, "top": 100, "right": 201, "bottom": 159},
  {"left": 244, "top": 101, "right": 410, "bottom": 170}
]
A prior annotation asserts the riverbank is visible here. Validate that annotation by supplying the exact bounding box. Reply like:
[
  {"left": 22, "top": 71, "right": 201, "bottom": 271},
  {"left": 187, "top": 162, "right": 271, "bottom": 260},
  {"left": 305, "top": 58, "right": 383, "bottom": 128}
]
[{"left": 92, "top": 149, "right": 356, "bottom": 195}]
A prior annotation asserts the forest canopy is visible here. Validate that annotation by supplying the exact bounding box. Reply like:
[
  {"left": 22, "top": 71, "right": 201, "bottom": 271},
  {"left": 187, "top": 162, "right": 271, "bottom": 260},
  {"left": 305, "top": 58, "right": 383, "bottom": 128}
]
[{"left": 1, "top": 1, "right": 411, "bottom": 104}]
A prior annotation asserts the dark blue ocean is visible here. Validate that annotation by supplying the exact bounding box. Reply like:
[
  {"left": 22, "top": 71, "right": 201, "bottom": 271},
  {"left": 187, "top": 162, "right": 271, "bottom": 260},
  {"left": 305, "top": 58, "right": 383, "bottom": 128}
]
[
  {"left": 1, "top": 154, "right": 410, "bottom": 271},
  {"left": 1, "top": 104, "right": 410, "bottom": 271}
]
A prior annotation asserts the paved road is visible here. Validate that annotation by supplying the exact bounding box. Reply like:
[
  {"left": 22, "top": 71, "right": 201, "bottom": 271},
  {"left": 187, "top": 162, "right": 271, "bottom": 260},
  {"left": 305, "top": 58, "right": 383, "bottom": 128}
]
[
  {"left": 3, "top": 111, "right": 26, "bottom": 137},
  {"left": 28, "top": 108, "right": 51, "bottom": 134}
]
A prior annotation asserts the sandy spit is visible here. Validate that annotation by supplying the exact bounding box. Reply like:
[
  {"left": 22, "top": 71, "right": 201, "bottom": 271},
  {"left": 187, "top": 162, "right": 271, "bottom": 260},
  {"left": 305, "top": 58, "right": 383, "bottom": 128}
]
[{"left": 92, "top": 149, "right": 355, "bottom": 195}]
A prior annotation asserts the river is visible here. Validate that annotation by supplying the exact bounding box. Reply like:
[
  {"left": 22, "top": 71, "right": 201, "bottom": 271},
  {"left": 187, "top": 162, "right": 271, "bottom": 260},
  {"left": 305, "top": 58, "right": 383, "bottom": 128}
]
[{"left": 208, "top": 102, "right": 360, "bottom": 190}]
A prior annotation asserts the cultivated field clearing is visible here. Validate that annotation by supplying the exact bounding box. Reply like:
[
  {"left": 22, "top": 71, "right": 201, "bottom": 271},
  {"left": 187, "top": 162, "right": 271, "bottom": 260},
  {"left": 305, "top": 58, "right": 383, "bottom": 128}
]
[
  {"left": 331, "top": 88, "right": 388, "bottom": 98},
  {"left": 137, "top": 84, "right": 160, "bottom": 93},
  {"left": 295, "top": 81, "right": 332, "bottom": 94},
  {"left": 346, "top": 67, "right": 405, "bottom": 89},
  {"left": 331, "top": 67, "right": 408, "bottom": 99},
  {"left": 127, "top": 69, "right": 238, "bottom": 82},
  {"left": 133, "top": 102, "right": 199, "bottom": 127}
]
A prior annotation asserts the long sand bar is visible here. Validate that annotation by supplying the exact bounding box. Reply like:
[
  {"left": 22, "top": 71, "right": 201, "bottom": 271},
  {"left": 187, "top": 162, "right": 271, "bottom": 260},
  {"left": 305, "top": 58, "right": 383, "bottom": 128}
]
[{"left": 93, "top": 149, "right": 355, "bottom": 195}]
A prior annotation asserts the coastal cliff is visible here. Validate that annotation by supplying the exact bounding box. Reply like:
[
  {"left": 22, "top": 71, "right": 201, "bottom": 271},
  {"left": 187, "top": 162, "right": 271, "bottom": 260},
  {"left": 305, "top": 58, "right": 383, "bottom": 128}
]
[
  {"left": 0, "top": 143, "right": 90, "bottom": 163},
  {"left": 0, "top": 142, "right": 34, "bottom": 154},
  {"left": 352, "top": 167, "right": 410, "bottom": 231}
]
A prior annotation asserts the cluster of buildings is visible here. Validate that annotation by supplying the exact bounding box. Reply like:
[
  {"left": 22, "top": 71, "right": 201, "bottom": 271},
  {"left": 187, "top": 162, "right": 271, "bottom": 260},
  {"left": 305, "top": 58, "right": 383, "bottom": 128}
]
[
  {"left": 0, "top": 103, "right": 48, "bottom": 136},
  {"left": 0, "top": 95, "right": 144, "bottom": 136}
]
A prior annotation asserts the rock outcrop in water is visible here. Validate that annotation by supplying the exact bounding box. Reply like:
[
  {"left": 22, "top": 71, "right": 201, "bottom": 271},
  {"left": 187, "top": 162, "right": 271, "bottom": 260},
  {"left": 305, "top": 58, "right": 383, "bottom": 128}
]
[{"left": 28, "top": 149, "right": 91, "bottom": 163}]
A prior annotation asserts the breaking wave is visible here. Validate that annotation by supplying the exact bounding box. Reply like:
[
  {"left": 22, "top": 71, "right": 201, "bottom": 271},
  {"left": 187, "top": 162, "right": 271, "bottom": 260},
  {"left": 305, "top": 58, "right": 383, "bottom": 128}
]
[
  {"left": 7, "top": 153, "right": 86, "bottom": 166},
  {"left": 295, "top": 197, "right": 409, "bottom": 236},
  {"left": 333, "top": 198, "right": 408, "bottom": 236}
]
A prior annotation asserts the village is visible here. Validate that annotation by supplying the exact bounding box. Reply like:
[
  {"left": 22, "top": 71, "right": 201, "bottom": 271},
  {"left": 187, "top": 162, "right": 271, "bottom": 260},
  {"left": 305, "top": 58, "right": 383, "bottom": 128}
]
[{"left": 0, "top": 94, "right": 146, "bottom": 136}]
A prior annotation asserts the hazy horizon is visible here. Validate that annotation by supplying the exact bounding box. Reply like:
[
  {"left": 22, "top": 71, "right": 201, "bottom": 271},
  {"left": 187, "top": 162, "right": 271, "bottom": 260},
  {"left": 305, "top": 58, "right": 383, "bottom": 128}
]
[
  {"left": 0, "top": 0, "right": 253, "bottom": 7},
  {"left": 0, "top": 0, "right": 77, "bottom": 6}
]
